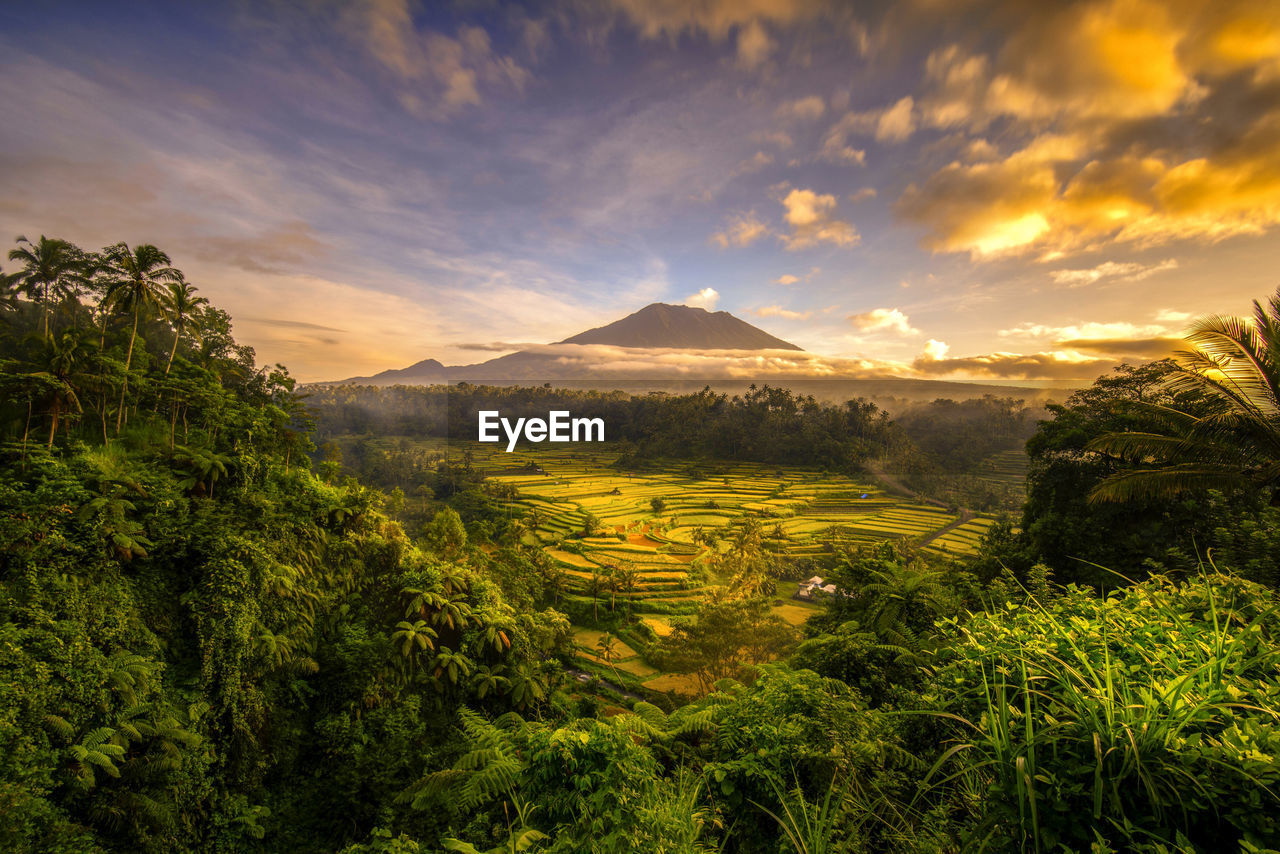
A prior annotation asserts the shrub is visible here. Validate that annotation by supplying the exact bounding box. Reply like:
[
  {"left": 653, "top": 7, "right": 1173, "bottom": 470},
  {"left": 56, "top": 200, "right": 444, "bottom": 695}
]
[{"left": 925, "top": 571, "right": 1280, "bottom": 852}]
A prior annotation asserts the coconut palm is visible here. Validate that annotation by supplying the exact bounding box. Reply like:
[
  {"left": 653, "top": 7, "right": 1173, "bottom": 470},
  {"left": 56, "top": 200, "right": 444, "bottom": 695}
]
[
  {"left": 100, "top": 242, "right": 180, "bottom": 430},
  {"left": 8, "top": 235, "right": 84, "bottom": 338},
  {"left": 22, "top": 330, "right": 87, "bottom": 448},
  {"left": 0, "top": 267, "right": 22, "bottom": 320},
  {"left": 163, "top": 277, "right": 208, "bottom": 375},
  {"left": 616, "top": 567, "right": 641, "bottom": 620},
  {"left": 1089, "top": 288, "right": 1280, "bottom": 503},
  {"left": 586, "top": 571, "right": 604, "bottom": 621}
]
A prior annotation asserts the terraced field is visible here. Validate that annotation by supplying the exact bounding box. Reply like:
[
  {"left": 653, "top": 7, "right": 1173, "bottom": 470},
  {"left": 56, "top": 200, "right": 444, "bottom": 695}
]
[
  {"left": 446, "top": 441, "right": 999, "bottom": 616},
  {"left": 973, "top": 449, "right": 1029, "bottom": 488}
]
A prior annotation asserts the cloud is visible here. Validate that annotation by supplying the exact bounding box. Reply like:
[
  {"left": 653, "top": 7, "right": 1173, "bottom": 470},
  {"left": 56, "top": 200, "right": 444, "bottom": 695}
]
[
  {"left": 999, "top": 320, "right": 1173, "bottom": 341},
  {"left": 736, "top": 20, "right": 775, "bottom": 68},
  {"left": 754, "top": 305, "right": 812, "bottom": 319},
  {"left": 350, "top": 1, "right": 530, "bottom": 117},
  {"left": 686, "top": 287, "right": 720, "bottom": 309},
  {"left": 849, "top": 187, "right": 877, "bottom": 202},
  {"left": 455, "top": 341, "right": 541, "bottom": 351},
  {"left": 819, "top": 114, "right": 867, "bottom": 164},
  {"left": 711, "top": 211, "right": 770, "bottom": 247},
  {"left": 776, "top": 95, "right": 826, "bottom": 120},
  {"left": 912, "top": 349, "right": 1115, "bottom": 379},
  {"left": 735, "top": 150, "right": 774, "bottom": 173},
  {"left": 774, "top": 274, "right": 799, "bottom": 285},
  {"left": 1049, "top": 258, "right": 1179, "bottom": 287},
  {"left": 751, "top": 130, "right": 794, "bottom": 149},
  {"left": 894, "top": 2, "right": 1280, "bottom": 258},
  {"left": 779, "top": 188, "right": 860, "bottom": 249},
  {"left": 605, "top": 0, "right": 817, "bottom": 37},
  {"left": 874, "top": 96, "right": 917, "bottom": 141},
  {"left": 1055, "top": 337, "right": 1182, "bottom": 357},
  {"left": 850, "top": 307, "right": 919, "bottom": 336},
  {"left": 242, "top": 317, "right": 347, "bottom": 333},
  {"left": 921, "top": 338, "right": 950, "bottom": 360},
  {"left": 1155, "top": 308, "right": 1193, "bottom": 323}
]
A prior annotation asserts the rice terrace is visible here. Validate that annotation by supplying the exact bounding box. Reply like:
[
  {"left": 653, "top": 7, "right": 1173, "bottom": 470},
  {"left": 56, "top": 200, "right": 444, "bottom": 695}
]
[{"left": 440, "top": 440, "right": 1005, "bottom": 696}]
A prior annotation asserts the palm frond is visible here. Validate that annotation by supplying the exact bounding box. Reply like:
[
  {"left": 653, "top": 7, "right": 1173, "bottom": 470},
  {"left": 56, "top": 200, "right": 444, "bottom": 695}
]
[{"left": 1088, "top": 464, "right": 1249, "bottom": 504}]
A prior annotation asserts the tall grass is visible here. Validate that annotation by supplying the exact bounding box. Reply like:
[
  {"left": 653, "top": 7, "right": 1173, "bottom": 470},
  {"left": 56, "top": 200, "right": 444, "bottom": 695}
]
[{"left": 922, "top": 569, "right": 1280, "bottom": 851}]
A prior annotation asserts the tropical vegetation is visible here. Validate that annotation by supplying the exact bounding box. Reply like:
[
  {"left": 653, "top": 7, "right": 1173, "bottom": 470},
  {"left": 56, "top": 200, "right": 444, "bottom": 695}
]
[{"left": 2, "top": 238, "right": 1279, "bottom": 852}]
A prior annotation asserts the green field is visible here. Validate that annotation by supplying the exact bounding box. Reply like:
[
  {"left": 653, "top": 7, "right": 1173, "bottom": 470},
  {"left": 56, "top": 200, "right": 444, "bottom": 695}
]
[
  {"left": 376, "top": 438, "right": 1005, "bottom": 697},
  {"left": 445, "top": 441, "right": 999, "bottom": 609}
]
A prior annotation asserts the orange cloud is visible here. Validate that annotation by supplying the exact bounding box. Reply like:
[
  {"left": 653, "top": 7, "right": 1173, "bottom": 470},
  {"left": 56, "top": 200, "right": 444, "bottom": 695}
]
[{"left": 780, "top": 188, "right": 860, "bottom": 249}]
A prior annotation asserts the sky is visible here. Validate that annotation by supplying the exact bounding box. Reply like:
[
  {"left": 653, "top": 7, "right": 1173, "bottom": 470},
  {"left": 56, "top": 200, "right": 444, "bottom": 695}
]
[{"left": 2, "top": 0, "right": 1279, "bottom": 383}]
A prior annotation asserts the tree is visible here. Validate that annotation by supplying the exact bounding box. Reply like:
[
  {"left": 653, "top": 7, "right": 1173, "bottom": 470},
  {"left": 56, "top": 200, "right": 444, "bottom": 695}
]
[
  {"left": 430, "top": 647, "right": 473, "bottom": 684},
  {"left": 586, "top": 571, "right": 604, "bottom": 621},
  {"left": 391, "top": 620, "right": 438, "bottom": 659},
  {"left": 595, "top": 633, "right": 621, "bottom": 681},
  {"left": 659, "top": 599, "right": 796, "bottom": 693},
  {"left": 162, "top": 277, "right": 208, "bottom": 375},
  {"left": 100, "top": 242, "right": 180, "bottom": 431},
  {"left": 7, "top": 235, "right": 84, "bottom": 339},
  {"left": 616, "top": 567, "right": 640, "bottom": 621},
  {"left": 23, "top": 330, "right": 87, "bottom": 447},
  {"left": 1089, "top": 288, "right": 1280, "bottom": 504}
]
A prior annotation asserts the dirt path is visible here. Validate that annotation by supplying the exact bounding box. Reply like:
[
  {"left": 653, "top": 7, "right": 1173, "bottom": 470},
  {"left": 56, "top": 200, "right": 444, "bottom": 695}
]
[
  {"left": 866, "top": 460, "right": 948, "bottom": 508},
  {"left": 866, "top": 460, "right": 975, "bottom": 547},
  {"left": 565, "top": 667, "right": 646, "bottom": 704},
  {"left": 917, "top": 508, "right": 975, "bottom": 548}
]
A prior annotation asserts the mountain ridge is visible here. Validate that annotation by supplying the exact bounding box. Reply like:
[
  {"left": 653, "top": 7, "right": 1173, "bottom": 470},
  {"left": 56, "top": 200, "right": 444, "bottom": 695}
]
[
  {"left": 331, "top": 302, "right": 802, "bottom": 384},
  {"left": 559, "top": 302, "right": 801, "bottom": 350}
]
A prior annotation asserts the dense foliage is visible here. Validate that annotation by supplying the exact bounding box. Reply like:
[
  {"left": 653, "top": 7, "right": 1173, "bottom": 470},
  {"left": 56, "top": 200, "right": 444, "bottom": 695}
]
[
  {"left": 305, "top": 383, "right": 905, "bottom": 469},
  {"left": 3, "top": 240, "right": 1279, "bottom": 852}
]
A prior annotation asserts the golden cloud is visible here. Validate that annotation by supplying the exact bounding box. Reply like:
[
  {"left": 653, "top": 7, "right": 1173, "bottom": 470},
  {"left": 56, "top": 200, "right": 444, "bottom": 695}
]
[
  {"left": 894, "top": 0, "right": 1280, "bottom": 258},
  {"left": 754, "top": 305, "right": 813, "bottom": 319},
  {"left": 849, "top": 307, "right": 918, "bottom": 335},
  {"left": 779, "top": 188, "right": 860, "bottom": 249},
  {"left": 912, "top": 349, "right": 1114, "bottom": 379},
  {"left": 711, "top": 212, "right": 770, "bottom": 247}
]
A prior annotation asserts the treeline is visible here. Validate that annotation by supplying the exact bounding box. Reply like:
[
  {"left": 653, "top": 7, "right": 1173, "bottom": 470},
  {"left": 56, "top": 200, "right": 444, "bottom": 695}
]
[{"left": 306, "top": 383, "right": 906, "bottom": 469}]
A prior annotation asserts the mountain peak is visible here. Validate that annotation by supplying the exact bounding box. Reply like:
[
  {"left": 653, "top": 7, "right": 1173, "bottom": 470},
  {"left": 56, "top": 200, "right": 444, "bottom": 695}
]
[{"left": 559, "top": 302, "right": 801, "bottom": 350}]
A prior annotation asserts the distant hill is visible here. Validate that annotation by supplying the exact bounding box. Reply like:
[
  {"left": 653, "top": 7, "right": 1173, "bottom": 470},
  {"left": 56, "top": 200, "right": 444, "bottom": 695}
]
[{"left": 560, "top": 302, "right": 801, "bottom": 350}]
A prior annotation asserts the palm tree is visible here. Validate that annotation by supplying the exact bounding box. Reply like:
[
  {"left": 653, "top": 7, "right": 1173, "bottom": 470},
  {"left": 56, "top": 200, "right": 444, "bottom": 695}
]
[
  {"left": 470, "top": 665, "right": 509, "bottom": 699},
  {"left": 1089, "top": 288, "right": 1280, "bottom": 503},
  {"left": 8, "top": 235, "right": 84, "bottom": 339},
  {"left": 100, "top": 242, "right": 180, "bottom": 430},
  {"left": 616, "top": 567, "right": 641, "bottom": 621},
  {"left": 22, "top": 330, "right": 86, "bottom": 448},
  {"left": 586, "top": 571, "right": 604, "bottom": 621},
  {"left": 162, "top": 277, "right": 208, "bottom": 375},
  {"left": 391, "top": 620, "right": 438, "bottom": 659},
  {"left": 595, "top": 633, "right": 622, "bottom": 682},
  {"left": 170, "top": 444, "right": 232, "bottom": 498},
  {"left": 0, "top": 267, "right": 22, "bottom": 320},
  {"left": 430, "top": 598, "right": 473, "bottom": 632},
  {"left": 430, "top": 647, "right": 473, "bottom": 684},
  {"left": 507, "top": 664, "right": 547, "bottom": 710}
]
